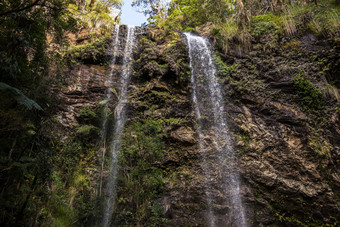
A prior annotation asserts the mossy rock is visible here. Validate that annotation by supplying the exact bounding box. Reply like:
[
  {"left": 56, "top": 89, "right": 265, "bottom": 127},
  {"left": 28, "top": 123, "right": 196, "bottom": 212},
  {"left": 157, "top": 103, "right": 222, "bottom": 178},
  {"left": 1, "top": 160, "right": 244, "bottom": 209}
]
[
  {"left": 292, "top": 72, "right": 325, "bottom": 115},
  {"left": 65, "top": 35, "right": 111, "bottom": 65}
]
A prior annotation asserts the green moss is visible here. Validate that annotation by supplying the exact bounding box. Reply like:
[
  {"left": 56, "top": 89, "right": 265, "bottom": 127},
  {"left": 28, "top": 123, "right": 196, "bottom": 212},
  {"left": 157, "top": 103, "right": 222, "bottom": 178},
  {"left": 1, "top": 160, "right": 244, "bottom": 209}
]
[
  {"left": 183, "top": 26, "right": 195, "bottom": 32},
  {"left": 228, "top": 74, "right": 264, "bottom": 98},
  {"left": 282, "top": 40, "right": 301, "bottom": 49},
  {"left": 235, "top": 125, "right": 251, "bottom": 155},
  {"left": 153, "top": 60, "right": 169, "bottom": 71},
  {"left": 151, "top": 90, "right": 170, "bottom": 97},
  {"left": 65, "top": 34, "right": 110, "bottom": 64},
  {"left": 139, "top": 35, "right": 156, "bottom": 46},
  {"left": 157, "top": 117, "right": 182, "bottom": 126},
  {"left": 214, "top": 54, "right": 235, "bottom": 77},
  {"left": 310, "top": 138, "right": 331, "bottom": 158},
  {"left": 273, "top": 209, "right": 307, "bottom": 227},
  {"left": 51, "top": 204, "right": 77, "bottom": 227},
  {"left": 292, "top": 72, "right": 325, "bottom": 115}
]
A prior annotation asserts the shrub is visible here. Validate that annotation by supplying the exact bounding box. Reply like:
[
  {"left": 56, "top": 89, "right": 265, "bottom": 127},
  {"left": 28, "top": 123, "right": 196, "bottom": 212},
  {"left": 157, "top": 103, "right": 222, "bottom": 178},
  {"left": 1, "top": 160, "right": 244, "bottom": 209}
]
[{"left": 251, "top": 14, "right": 280, "bottom": 39}]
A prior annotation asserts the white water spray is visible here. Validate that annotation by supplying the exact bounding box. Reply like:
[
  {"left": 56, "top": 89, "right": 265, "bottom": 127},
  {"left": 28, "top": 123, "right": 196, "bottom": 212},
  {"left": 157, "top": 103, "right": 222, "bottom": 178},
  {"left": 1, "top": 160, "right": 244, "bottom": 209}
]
[
  {"left": 99, "top": 25, "right": 120, "bottom": 197},
  {"left": 184, "top": 32, "right": 248, "bottom": 227},
  {"left": 102, "top": 25, "right": 136, "bottom": 227}
]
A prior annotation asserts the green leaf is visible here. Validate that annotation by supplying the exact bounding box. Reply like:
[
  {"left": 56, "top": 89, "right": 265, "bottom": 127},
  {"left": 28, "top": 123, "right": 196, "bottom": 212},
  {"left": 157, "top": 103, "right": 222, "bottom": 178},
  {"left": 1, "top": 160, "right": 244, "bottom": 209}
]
[
  {"left": 110, "top": 87, "right": 119, "bottom": 98},
  {"left": 99, "top": 99, "right": 109, "bottom": 105},
  {"left": 76, "top": 125, "right": 97, "bottom": 134},
  {"left": 0, "top": 82, "right": 43, "bottom": 111}
]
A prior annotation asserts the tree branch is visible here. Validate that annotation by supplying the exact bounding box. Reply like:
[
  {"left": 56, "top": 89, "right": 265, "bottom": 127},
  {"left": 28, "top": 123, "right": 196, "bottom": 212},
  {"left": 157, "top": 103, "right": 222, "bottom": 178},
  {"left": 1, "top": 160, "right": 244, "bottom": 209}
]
[
  {"left": 0, "top": 0, "right": 43, "bottom": 17},
  {"left": 149, "top": 0, "right": 159, "bottom": 14}
]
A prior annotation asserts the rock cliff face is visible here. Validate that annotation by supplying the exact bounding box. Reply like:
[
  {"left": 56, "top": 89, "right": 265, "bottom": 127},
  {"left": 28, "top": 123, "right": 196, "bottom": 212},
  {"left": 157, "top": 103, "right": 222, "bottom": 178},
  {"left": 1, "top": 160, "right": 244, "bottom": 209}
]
[
  {"left": 226, "top": 34, "right": 340, "bottom": 226},
  {"left": 57, "top": 64, "right": 109, "bottom": 128},
  {"left": 56, "top": 25, "right": 146, "bottom": 129},
  {"left": 55, "top": 25, "right": 339, "bottom": 226}
]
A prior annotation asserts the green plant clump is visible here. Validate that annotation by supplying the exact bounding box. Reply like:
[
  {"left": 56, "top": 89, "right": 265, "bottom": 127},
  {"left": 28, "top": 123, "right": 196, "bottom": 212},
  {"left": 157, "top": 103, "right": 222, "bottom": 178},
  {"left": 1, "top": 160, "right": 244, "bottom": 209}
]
[
  {"left": 65, "top": 34, "right": 111, "bottom": 64},
  {"left": 76, "top": 125, "right": 98, "bottom": 134},
  {"left": 251, "top": 14, "right": 280, "bottom": 39},
  {"left": 79, "top": 105, "right": 98, "bottom": 123},
  {"left": 214, "top": 54, "right": 235, "bottom": 77},
  {"left": 292, "top": 72, "right": 325, "bottom": 115}
]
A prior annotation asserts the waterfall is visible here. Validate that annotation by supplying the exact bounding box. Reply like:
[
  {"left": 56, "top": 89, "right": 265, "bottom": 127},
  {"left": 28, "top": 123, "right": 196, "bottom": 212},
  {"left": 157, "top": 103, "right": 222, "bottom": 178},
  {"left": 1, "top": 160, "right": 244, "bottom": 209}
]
[
  {"left": 102, "top": 25, "right": 136, "bottom": 227},
  {"left": 100, "top": 25, "right": 120, "bottom": 197},
  {"left": 184, "top": 33, "right": 248, "bottom": 227},
  {"left": 103, "top": 24, "right": 120, "bottom": 128}
]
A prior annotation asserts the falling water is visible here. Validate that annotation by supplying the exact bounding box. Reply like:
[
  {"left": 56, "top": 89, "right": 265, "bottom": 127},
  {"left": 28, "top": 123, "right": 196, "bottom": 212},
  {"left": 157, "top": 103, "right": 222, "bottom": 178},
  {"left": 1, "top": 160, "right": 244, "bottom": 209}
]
[
  {"left": 102, "top": 24, "right": 120, "bottom": 134},
  {"left": 99, "top": 25, "right": 120, "bottom": 197},
  {"left": 102, "top": 25, "right": 136, "bottom": 227},
  {"left": 184, "top": 33, "right": 248, "bottom": 226}
]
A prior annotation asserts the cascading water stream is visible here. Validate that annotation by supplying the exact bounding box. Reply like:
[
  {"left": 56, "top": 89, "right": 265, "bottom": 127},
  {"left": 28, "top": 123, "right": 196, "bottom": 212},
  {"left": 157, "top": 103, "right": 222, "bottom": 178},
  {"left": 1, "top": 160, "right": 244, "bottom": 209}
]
[
  {"left": 184, "top": 32, "right": 248, "bottom": 227},
  {"left": 102, "top": 25, "right": 120, "bottom": 135},
  {"left": 102, "top": 25, "right": 136, "bottom": 227},
  {"left": 99, "top": 25, "right": 120, "bottom": 197}
]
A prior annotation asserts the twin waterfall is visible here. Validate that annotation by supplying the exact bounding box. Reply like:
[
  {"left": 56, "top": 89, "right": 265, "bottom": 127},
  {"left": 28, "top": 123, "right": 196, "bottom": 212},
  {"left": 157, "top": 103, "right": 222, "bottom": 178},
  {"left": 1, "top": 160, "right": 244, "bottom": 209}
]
[
  {"left": 184, "top": 33, "right": 248, "bottom": 227},
  {"left": 102, "top": 25, "right": 136, "bottom": 227},
  {"left": 99, "top": 27, "right": 246, "bottom": 226}
]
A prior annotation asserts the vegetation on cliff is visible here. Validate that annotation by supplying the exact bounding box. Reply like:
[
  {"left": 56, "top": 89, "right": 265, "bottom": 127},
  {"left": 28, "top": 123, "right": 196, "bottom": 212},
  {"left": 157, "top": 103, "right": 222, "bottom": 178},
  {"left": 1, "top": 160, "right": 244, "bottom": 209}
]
[{"left": 0, "top": 0, "right": 339, "bottom": 226}]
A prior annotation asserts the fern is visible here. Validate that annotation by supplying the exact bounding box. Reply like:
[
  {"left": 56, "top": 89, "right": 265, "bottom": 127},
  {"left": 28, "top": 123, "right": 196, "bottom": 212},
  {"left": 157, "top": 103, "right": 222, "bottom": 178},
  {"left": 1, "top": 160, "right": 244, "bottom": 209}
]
[
  {"left": 76, "top": 125, "right": 97, "bottom": 134},
  {"left": 0, "top": 82, "right": 43, "bottom": 111},
  {"left": 99, "top": 99, "right": 109, "bottom": 105}
]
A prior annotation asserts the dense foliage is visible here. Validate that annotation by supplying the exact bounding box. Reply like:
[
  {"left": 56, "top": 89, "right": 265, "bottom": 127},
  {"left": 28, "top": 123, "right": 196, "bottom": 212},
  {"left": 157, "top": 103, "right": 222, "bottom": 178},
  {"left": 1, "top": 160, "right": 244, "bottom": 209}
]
[
  {"left": 147, "top": 0, "right": 339, "bottom": 53},
  {"left": 114, "top": 119, "right": 166, "bottom": 226},
  {"left": 0, "top": 0, "right": 120, "bottom": 225}
]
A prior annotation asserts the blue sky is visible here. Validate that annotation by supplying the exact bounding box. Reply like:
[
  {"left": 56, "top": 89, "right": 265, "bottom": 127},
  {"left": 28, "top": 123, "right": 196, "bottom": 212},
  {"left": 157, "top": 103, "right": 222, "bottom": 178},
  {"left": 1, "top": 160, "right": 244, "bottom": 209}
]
[{"left": 120, "top": 0, "right": 148, "bottom": 26}]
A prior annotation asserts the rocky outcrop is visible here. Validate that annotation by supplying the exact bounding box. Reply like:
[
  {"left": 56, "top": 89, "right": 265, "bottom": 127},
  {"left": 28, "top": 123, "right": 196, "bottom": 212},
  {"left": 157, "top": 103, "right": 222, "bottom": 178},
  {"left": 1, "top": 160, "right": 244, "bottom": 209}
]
[
  {"left": 56, "top": 25, "right": 146, "bottom": 129},
  {"left": 56, "top": 64, "right": 110, "bottom": 128},
  {"left": 54, "top": 25, "right": 339, "bottom": 226},
  {"left": 125, "top": 28, "right": 339, "bottom": 226},
  {"left": 219, "top": 33, "right": 340, "bottom": 225},
  {"left": 170, "top": 126, "right": 196, "bottom": 144}
]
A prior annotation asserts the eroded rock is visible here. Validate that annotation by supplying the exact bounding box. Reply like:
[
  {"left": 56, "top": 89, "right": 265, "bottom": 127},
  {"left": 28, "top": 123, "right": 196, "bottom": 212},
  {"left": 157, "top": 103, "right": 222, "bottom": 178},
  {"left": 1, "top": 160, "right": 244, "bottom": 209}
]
[{"left": 170, "top": 126, "right": 196, "bottom": 144}]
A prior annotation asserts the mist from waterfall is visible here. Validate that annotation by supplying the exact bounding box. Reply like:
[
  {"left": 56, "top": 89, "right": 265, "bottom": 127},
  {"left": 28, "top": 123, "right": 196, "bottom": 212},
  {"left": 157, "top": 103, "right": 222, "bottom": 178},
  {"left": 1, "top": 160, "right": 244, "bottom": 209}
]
[
  {"left": 184, "top": 32, "right": 248, "bottom": 227},
  {"left": 102, "top": 25, "right": 136, "bottom": 227}
]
